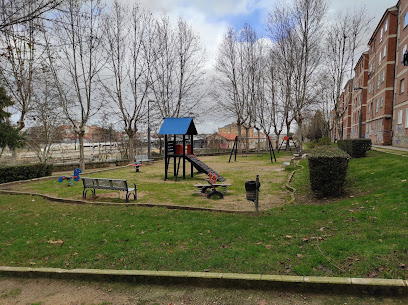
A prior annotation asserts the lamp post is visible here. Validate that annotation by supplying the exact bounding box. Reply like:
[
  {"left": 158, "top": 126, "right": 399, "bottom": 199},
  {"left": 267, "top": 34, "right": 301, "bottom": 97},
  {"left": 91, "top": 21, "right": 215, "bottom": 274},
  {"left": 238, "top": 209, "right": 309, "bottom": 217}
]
[
  {"left": 354, "top": 87, "right": 364, "bottom": 138},
  {"left": 147, "top": 100, "right": 154, "bottom": 159}
]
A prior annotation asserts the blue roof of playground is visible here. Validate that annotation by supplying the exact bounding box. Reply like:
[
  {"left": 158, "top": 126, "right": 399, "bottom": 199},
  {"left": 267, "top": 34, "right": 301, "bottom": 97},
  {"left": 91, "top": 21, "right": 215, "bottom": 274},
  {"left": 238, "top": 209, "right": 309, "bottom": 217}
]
[{"left": 158, "top": 117, "right": 198, "bottom": 135}]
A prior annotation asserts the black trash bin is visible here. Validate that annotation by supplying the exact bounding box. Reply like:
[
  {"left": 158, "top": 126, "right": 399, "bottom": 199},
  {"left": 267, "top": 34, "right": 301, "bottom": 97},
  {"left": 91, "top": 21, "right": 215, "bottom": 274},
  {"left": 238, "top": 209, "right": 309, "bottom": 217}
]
[{"left": 245, "top": 180, "right": 260, "bottom": 201}]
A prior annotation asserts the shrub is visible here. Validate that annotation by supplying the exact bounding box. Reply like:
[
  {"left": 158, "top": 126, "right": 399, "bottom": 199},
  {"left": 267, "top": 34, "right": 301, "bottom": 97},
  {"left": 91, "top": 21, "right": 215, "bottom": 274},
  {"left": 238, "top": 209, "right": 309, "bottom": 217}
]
[
  {"left": 337, "top": 139, "right": 372, "bottom": 158},
  {"left": 318, "top": 137, "right": 331, "bottom": 145},
  {"left": 308, "top": 146, "right": 350, "bottom": 197},
  {"left": 0, "top": 163, "right": 53, "bottom": 184}
]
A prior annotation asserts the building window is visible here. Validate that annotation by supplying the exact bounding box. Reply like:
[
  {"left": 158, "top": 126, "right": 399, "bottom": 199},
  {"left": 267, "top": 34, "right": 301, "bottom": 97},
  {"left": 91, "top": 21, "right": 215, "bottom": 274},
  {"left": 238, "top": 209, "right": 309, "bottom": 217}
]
[
  {"left": 398, "top": 110, "right": 403, "bottom": 124},
  {"left": 368, "top": 104, "right": 370, "bottom": 113},
  {"left": 380, "top": 28, "right": 383, "bottom": 42},
  {"left": 381, "top": 71, "right": 385, "bottom": 83},
  {"left": 401, "top": 78, "right": 405, "bottom": 93},
  {"left": 383, "top": 46, "right": 386, "bottom": 58},
  {"left": 402, "top": 45, "right": 407, "bottom": 63},
  {"left": 405, "top": 13, "right": 408, "bottom": 27},
  {"left": 377, "top": 76, "right": 380, "bottom": 89},
  {"left": 406, "top": 109, "right": 408, "bottom": 128},
  {"left": 379, "top": 53, "right": 382, "bottom": 66},
  {"left": 380, "top": 96, "right": 383, "bottom": 108},
  {"left": 376, "top": 99, "right": 379, "bottom": 113},
  {"left": 385, "top": 19, "right": 388, "bottom": 32}
]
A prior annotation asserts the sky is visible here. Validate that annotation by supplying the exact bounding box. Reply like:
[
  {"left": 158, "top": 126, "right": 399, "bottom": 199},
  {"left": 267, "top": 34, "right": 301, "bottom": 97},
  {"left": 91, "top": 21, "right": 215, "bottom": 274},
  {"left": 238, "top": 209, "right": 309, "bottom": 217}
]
[
  {"left": 9, "top": 0, "right": 398, "bottom": 133},
  {"left": 139, "top": 0, "right": 396, "bottom": 133},
  {"left": 128, "top": 0, "right": 397, "bottom": 72}
]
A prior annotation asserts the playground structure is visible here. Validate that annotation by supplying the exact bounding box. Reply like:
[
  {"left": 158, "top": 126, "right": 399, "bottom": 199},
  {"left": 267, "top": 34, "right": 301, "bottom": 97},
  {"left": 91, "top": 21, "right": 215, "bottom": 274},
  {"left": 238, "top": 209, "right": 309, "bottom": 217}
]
[
  {"left": 229, "top": 136, "right": 277, "bottom": 163},
  {"left": 277, "top": 136, "right": 299, "bottom": 152},
  {"left": 158, "top": 117, "right": 225, "bottom": 182},
  {"left": 58, "top": 168, "right": 82, "bottom": 186}
]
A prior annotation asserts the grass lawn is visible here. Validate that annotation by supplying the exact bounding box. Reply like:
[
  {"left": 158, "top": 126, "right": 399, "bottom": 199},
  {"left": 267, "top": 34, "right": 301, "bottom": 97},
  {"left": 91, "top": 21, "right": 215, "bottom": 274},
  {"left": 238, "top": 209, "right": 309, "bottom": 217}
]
[
  {"left": 4, "top": 153, "right": 292, "bottom": 211},
  {"left": 0, "top": 150, "right": 407, "bottom": 279}
]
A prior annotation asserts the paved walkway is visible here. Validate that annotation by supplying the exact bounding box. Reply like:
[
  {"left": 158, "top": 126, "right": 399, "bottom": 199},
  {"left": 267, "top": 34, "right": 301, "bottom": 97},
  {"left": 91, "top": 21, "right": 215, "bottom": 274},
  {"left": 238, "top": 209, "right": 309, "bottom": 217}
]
[{"left": 372, "top": 145, "right": 408, "bottom": 152}]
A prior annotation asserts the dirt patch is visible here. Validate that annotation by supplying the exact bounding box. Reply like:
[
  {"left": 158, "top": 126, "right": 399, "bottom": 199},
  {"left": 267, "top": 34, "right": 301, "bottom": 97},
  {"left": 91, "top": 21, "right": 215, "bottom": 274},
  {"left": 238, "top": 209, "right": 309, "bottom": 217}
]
[
  {"left": 0, "top": 277, "right": 406, "bottom": 305},
  {"left": 3, "top": 154, "right": 294, "bottom": 212}
]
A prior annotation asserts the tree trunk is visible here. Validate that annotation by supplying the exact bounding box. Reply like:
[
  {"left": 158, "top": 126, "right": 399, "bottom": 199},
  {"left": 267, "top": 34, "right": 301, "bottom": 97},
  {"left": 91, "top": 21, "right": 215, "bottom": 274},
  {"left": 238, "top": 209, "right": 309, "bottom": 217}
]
[
  {"left": 11, "top": 149, "right": 17, "bottom": 165},
  {"left": 78, "top": 133, "right": 85, "bottom": 171},
  {"left": 245, "top": 127, "right": 249, "bottom": 153},
  {"left": 297, "top": 119, "right": 303, "bottom": 151},
  {"left": 286, "top": 124, "right": 291, "bottom": 149},
  {"left": 237, "top": 122, "right": 242, "bottom": 154},
  {"left": 127, "top": 131, "right": 135, "bottom": 163},
  {"left": 257, "top": 128, "right": 260, "bottom": 154}
]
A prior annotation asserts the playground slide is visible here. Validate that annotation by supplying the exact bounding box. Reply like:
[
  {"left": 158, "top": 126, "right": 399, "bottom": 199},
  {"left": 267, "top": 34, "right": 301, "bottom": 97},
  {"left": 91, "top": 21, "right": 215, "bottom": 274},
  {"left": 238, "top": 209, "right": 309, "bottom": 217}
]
[{"left": 185, "top": 154, "right": 226, "bottom": 182}]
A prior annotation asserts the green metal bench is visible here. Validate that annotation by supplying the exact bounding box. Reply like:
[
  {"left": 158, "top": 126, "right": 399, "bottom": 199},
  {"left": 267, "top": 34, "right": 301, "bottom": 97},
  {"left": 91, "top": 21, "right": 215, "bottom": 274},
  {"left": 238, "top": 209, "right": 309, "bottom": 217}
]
[{"left": 81, "top": 177, "right": 137, "bottom": 202}]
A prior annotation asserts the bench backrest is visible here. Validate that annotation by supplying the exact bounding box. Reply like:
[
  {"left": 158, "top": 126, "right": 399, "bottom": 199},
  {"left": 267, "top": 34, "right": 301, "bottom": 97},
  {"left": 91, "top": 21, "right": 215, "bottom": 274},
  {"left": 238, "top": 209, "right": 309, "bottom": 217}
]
[
  {"left": 82, "top": 177, "right": 128, "bottom": 190},
  {"left": 135, "top": 154, "right": 151, "bottom": 162}
]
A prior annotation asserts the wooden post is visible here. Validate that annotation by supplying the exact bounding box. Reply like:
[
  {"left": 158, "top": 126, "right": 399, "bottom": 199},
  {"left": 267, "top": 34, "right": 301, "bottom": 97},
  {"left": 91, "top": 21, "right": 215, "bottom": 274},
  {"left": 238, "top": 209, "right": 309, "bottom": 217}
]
[{"left": 183, "top": 135, "right": 186, "bottom": 179}]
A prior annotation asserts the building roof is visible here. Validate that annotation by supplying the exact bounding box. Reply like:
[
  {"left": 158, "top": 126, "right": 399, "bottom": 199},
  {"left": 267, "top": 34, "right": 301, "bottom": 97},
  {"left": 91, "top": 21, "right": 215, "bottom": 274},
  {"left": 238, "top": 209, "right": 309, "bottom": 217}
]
[
  {"left": 368, "top": 6, "right": 398, "bottom": 45},
  {"left": 217, "top": 132, "right": 237, "bottom": 141},
  {"left": 158, "top": 117, "right": 198, "bottom": 135},
  {"left": 354, "top": 51, "right": 369, "bottom": 72}
]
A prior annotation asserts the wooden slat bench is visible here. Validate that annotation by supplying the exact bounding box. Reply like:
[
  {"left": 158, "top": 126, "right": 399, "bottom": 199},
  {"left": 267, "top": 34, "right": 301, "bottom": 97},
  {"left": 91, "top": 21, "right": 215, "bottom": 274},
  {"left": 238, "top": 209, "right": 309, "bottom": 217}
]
[
  {"left": 81, "top": 177, "right": 137, "bottom": 202},
  {"left": 135, "top": 154, "right": 153, "bottom": 163}
]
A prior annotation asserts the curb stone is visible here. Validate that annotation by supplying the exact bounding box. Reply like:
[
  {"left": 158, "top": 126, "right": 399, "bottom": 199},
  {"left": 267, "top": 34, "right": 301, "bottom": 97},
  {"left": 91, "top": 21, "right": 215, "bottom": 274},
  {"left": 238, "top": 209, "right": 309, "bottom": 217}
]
[
  {"left": 0, "top": 266, "right": 407, "bottom": 296},
  {"left": 0, "top": 189, "right": 254, "bottom": 214},
  {"left": 285, "top": 159, "right": 303, "bottom": 204}
]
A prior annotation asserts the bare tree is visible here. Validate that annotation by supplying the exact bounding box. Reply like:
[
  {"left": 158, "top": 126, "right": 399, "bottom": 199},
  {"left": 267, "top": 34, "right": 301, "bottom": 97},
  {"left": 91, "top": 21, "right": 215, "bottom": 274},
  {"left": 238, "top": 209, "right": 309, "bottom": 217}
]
[
  {"left": 100, "top": 1, "right": 152, "bottom": 162},
  {"left": 214, "top": 24, "right": 263, "bottom": 152},
  {"left": 25, "top": 70, "right": 63, "bottom": 162},
  {"left": 258, "top": 51, "right": 285, "bottom": 148},
  {"left": 0, "top": 0, "right": 61, "bottom": 32},
  {"left": 291, "top": 0, "right": 327, "bottom": 148},
  {"left": 150, "top": 15, "right": 206, "bottom": 118},
  {"left": 267, "top": 3, "right": 297, "bottom": 147},
  {"left": 0, "top": 16, "right": 37, "bottom": 132},
  {"left": 324, "top": 9, "right": 371, "bottom": 140},
  {"left": 44, "top": 0, "right": 104, "bottom": 171},
  {"left": 214, "top": 27, "right": 247, "bottom": 151}
]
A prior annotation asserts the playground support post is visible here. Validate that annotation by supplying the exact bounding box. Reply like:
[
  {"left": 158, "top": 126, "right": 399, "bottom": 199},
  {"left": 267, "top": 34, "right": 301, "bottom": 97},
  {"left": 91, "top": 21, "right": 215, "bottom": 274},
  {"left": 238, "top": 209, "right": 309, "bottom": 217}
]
[
  {"left": 164, "top": 135, "right": 168, "bottom": 180},
  {"left": 183, "top": 135, "right": 186, "bottom": 179},
  {"left": 190, "top": 134, "right": 194, "bottom": 177}
]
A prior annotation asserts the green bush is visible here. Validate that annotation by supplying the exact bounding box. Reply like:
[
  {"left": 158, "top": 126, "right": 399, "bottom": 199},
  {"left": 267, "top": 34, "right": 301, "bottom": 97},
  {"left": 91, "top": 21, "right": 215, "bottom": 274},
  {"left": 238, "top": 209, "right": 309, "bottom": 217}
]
[
  {"left": 308, "top": 146, "right": 350, "bottom": 197},
  {"left": 0, "top": 163, "right": 53, "bottom": 184},
  {"left": 318, "top": 137, "right": 331, "bottom": 145},
  {"left": 337, "top": 139, "right": 372, "bottom": 158}
]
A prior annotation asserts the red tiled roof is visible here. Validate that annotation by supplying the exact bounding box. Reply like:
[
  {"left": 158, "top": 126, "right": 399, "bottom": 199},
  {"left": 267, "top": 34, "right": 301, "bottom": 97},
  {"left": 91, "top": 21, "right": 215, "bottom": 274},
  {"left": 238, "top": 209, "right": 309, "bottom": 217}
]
[{"left": 217, "top": 132, "right": 236, "bottom": 141}]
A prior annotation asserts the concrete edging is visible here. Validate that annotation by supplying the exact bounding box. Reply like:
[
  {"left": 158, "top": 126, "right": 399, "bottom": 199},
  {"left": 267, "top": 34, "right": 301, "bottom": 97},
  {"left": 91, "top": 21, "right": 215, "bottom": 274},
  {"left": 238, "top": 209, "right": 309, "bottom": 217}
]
[
  {"left": 0, "top": 266, "right": 407, "bottom": 296},
  {"left": 0, "top": 189, "right": 253, "bottom": 214},
  {"left": 285, "top": 159, "right": 303, "bottom": 204}
]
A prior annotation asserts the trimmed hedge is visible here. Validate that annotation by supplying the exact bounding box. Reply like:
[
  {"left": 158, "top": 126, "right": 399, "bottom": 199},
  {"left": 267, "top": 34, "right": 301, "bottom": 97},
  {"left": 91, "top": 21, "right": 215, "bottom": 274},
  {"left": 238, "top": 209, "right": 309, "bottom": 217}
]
[
  {"left": 0, "top": 163, "right": 53, "bottom": 184},
  {"left": 337, "top": 139, "right": 372, "bottom": 158},
  {"left": 308, "top": 146, "right": 350, "bottom": 197}
]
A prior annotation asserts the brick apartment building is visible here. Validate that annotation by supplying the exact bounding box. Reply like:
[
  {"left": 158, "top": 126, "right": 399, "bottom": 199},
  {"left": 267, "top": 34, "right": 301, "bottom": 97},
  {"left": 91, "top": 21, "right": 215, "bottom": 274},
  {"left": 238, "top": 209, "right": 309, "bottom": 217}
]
[
  {"left": 393, "top": 0, "right": 408, "bottom": 147},
  {"left": 332, "top": 3, "right": 408, "bottom": 147},
  {"left": 351, "top": 52, "right": 369, "bottom": 139},
  {"left": 342, "top": 79, "right": 353, "bottom": 139},
  {"left": 366, "top": 6, "right": 397, "bottom": 145}
]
